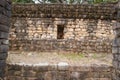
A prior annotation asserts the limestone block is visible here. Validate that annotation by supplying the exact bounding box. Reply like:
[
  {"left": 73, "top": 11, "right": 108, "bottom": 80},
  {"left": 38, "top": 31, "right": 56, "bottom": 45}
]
[
  {"left": 36, "top": 21, "right": 41, "bottom": 25},
  {"left": 14, "top": 20, "right": 23, "bottom": 27},
  {"left": 68, "top": 28, "right": 74, "bottom": 32},
  {"left": 41, "top": 34, "right": 47, "bottom": 39},
  {"left": 75, "top": 28, "right": 81, "bottom": 31},
  {"left": 58, "top": 62, "right": 69, "bottom": 71}
]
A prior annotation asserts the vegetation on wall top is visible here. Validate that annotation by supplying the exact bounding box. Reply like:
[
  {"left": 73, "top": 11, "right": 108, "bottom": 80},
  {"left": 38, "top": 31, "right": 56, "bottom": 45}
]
[{"left": 12, "top": 0, "right": 118, "bottom": 4}]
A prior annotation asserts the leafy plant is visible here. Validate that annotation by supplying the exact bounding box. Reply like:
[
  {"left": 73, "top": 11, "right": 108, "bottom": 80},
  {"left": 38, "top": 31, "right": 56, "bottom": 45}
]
[{"left": 12, "top": 0, "right": 34, "bottom": 3}]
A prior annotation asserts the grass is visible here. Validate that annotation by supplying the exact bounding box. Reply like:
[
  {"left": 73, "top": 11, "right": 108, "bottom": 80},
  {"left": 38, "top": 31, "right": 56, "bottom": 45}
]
[
  {"left": 58, "top": 53, "right": 85, "bottom": 60},
  {"left": 7, "top": 51, "right": 112, "bottom": 66}
]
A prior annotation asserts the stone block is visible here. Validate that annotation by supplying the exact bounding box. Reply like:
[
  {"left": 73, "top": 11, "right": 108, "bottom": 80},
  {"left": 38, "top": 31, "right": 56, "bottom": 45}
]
[
  {"left": 5, "top": 1, "right": 11, "bottom": 11},
  {"left": 44, "top": 72, "right": 52, "bottom": 80},
  {"left": 24, "top": 77, "right": 38, "bottom": 80},
  {"left": 112, "top": 47, "right": 119, "bottom": 54},
  {"left": 58, "top": 62, "right": 69, "bottom": 71},
  {"left": 114, "top": 29, "right": 120, "bottom": 37},
  {"left": 0, "top": 24, "right": 9, "bottom": 32},
  {"left": 0, "top": 53, "right": 7, "bottom": 60},
  {"left": 0, "top": 60, "right": 6, "bottom": 68},
  {"left": 113, "top": 60, "right": 119, "bottom": 69},
  {"left": 7, "top": 70, "right": 22, "bottom": 76},
  {"left": 48, "top": 64, "right": 57, "bottom": 71},
  {"left": 33, "top": 63, "right": 49, "bottom": 71},
  {"left": 70, "top": 72, "right": 83, "bottom": 80},
  {"left": 0, "top": 7, "right": 11, "bottom": 17},
  {"left": 22, "top": 70, "right": 36, "bottom": 77},
  {"left": 69, "top": 65, "right": 91, "bottom": 72},
  {"left": 5, "top": 76, "right": 23, "bottom": 80},
  {"left": 113, "top": 38, "right": 120, "bottom": 47},
  {"left": 0, "top": 45, "right": 9, "bottom": 53},
  {"left": 1, "top": 40, "right": 9, "bottom": 45},
  {"left": 7, "top": 64, "right": 22, "bottom": 71},
  {"left": 0, "top": 14, "right": 9, "bottom": 26},
  {"left": 0, "top": 0, "right": 6, "bottom": 7},
  {"left": 0, "top": 31, "right": 9, "bottom": 39},
  {"left": 57, "top": 71, "right": 69, "bottom": 80},
  {"left": 112, "top": 22, "right": 120, "bottom": 30}
]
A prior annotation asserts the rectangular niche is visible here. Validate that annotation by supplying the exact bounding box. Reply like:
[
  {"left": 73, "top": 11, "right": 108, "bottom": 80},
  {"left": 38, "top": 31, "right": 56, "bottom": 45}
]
[{"left": 57, "top": 25, "right": 64, "bottom": 39}]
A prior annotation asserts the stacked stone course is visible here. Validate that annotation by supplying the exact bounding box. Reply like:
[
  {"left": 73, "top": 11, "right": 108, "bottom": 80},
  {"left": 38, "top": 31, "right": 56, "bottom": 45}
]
[
  {"left": 10, "top": 4, "right": 116, "bottom": 53},
  {"left": 12, "top": 3, "right": 116, "bottom": 19},
  {"left": 0, "top": 0, "right": 11, "bottom": 79},
  {"left": 6, "top": 63, "right": 112, "bottom": 80},
  {"left": 112, "top": 2, "right": 120, "bottom": 80},
  {"left": 0, "top": 2, "right": 119, "bottom": 80}
]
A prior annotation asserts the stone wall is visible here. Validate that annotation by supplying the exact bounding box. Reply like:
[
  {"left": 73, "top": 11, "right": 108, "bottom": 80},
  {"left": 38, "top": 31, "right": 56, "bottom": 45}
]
[
  {"left": 10, "top": 18, "right": 114, "bottom": 53},
  {"left": 10, "top": 4, "right": 116, "bottom": 53},
  {"left": 112, "top": 2, "right": 120, "bottom": 80},
  {"left": 3, "top": 2, "right": 120, "bottom": 80},
  {"left": 12, "top": 3, "right": 116, "bottom": 19},
  {"left": 6, "top": 63, "right": 113, "bottom": 80},
  {"left": 0, "top": 0, "right": 11, "bottom": 79}
]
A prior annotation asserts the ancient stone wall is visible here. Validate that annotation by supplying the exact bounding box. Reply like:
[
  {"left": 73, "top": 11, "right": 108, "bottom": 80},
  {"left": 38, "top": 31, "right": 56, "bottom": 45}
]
[
  {"left": 12, "top": 3, "right": 116, "bottom": 19},
  {"left": 6, "top": 63, "right": 112, "bottom": 80},
  {"left": 10, "top": 18, "right": 114, "bottom": 53},
  {"left": 112, "top": 2, "right": 120, "bottom": 80},
  {"left": 10, "top": 4, "right": 116, "bottom": 53},
  {"left": 0, "top": 0, "right": 11, "bottom": 79},
  {"left": 3, "top": 2, "right": 120, "bottom": 80}
]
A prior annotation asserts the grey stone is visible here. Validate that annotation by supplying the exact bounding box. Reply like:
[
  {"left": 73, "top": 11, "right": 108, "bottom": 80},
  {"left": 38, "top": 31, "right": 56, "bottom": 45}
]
[
  {"left": 0, "top": 31, "right": 9, "bottom": 39},
  {"left": 0, "top": 24, "right": 9, "bottom": 32},
  {"left": 112, "top": 47, "right": 119, "bottom": 54},
  {"left": 0, "top": 0, "right": 6, "bottom": 7},
  {"left": 113, "top": 38, "right": 120, "bottom": 47},
  {"left": 58, "top": 62, "right": 69, "bottom": 71},
  {"left": 0, "top": 45, "right": 9, "bottom": 53},
  {"left": 0, "top": 53, "right": 7, "bottom": 60},
  {"left": 0, "top": 14, "right": 9, "bottom": 26},
  {"left": 70, "top": 72, "right": 80, "bottom": 79}
]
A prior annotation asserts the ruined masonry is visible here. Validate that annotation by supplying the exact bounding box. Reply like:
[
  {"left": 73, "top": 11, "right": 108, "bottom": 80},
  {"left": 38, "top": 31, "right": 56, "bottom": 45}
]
[
  {"left": 10, "top": 4, "right": 116, "bottom": 53},
  {"left": 112, "top": 2, "right": 120, "bottom": 80},
  {"left": 0, "top": 1, "right": 120, "bottom": 80},
  {"left": 0, "top": 0, "right": 11, "bottom": 79}
]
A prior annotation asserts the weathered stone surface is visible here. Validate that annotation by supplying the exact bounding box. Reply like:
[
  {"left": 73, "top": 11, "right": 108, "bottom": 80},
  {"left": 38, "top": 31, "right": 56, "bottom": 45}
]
[
  {"left": 0, "top": 45, "right": 9, "bottom": 53},
  {"left": 12, "top": 3, "right": 116, "bottom": 19},
  {"left": 58, "top": 62, "right": 69, "bottom": 71},
  {"left": 0, "top": 0, "right": 11, "bottom": 79},
  {"left": 0, "top": 0, "right": 6, "bottom": 7},
  {"left": 113, "top": 2, "right": 120, "bottom": 80},
  {"left": 10, "top": 18, "right": 114, "bottom": 53},
  {"left": 0, "top": 14, "right": 10, "bottom": 26},
  {"left": 0, "top": 31, "right": 9, "bottom": 39},
  {"left": 5, "top": 63, "right": 113, "bottom": 80},
  {"left": 0, "top": 53, "right": 7, "bottom": 60},
  {"left": 0, "top": 2, "right": 120, "bottom": 80},
  {"left": 0, "top": 24, "right": 9, "bottom": 32}
]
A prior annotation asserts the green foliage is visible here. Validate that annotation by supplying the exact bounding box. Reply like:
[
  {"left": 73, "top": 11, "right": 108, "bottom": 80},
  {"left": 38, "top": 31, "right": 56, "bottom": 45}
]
[
  {"left": 88, "top": 0, "right": 118, "bottom": 4},
  {"left": 12, "top": 0, "right": 118, "bottom": 4},
  {"left": 47, "top": 0, "right": 119, "bottom": 4},
  {"left": 12, "top": 0, "right": 34, "bottom": 3}
]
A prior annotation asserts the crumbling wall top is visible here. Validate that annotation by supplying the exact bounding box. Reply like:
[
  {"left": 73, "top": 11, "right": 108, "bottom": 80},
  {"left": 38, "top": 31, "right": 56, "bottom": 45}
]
[{"left": 12, "top": 3, "right": 117, "bottom": 19}]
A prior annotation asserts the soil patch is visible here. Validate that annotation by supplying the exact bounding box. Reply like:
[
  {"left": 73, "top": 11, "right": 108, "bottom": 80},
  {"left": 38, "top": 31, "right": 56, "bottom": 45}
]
[{"left": 7, "top": 51, "right": 112, "bottom": 66}]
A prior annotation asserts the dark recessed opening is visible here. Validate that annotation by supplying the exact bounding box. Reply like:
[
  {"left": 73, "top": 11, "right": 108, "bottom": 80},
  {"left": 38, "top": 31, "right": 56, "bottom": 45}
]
[{"left": 57, "top": 25, "right": 64, "bottom": 39}]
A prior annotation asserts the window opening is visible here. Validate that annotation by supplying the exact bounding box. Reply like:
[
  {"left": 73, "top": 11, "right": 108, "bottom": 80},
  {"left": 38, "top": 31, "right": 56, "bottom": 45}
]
[{"left": 57, "top": 25, "right": 64, "bottom": 39}]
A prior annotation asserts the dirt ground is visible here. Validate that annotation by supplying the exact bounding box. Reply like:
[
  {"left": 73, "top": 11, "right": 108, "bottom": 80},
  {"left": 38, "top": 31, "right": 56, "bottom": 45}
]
[{"left": 7, "top": 51, "right": 113, "bottom": 66}]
